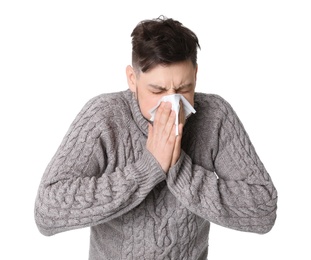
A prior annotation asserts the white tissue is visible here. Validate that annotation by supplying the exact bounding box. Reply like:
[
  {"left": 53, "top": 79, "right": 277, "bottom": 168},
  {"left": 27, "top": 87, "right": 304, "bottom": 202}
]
[{"left": 149, "top": 94, "right": 196, "bottom": 135}]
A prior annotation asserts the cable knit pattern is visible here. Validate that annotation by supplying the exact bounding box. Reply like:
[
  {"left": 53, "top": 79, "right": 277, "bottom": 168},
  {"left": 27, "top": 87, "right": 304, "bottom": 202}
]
[{"left": 35, "top": 89, "right": 277, "bottom": 259}]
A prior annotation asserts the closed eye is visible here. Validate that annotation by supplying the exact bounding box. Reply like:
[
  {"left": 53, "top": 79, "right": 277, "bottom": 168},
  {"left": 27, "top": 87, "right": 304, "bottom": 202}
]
[
  {"left": 152, "top": 91, "right": 165, "bottom": 94},
  {"left": 176, "top": 84, "right": 193, "bottom": 94},
  {"left": 177, "top": 89, "right": 190, "bottom": 94},
  {"left": 148, "top": 84, "right": 167, "bottom": 94}
]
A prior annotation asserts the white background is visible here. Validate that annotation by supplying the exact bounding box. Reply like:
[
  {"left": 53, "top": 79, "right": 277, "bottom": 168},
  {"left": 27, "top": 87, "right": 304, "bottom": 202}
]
[{"left": 1, "top": 0, "right": 310, "bottom": 259}]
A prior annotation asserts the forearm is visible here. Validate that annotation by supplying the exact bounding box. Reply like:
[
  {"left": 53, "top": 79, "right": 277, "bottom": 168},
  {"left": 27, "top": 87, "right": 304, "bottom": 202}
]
[
  {"left": 35, "top": 149, "right": 165, "bottom": 236},
  {"left": 167, "top": 151, "right": 277, "bottom": 234}
]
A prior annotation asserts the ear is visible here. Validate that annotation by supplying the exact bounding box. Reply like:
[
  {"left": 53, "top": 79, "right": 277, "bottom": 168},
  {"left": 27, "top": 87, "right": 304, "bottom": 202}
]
[
  {"left": 126, "top": 65, "right": 137, "bottom": 93},
  {"left": 194, "top": 64, "right": 198, "bottom": 82}
]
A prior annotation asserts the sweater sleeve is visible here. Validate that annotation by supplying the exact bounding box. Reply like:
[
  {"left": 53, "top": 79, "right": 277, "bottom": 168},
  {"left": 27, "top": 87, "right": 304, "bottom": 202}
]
[
  {"left": 166, "top": 95, "right": 277, "bottom": 234},
  {"left": 34, "top": 95, "right": 166, "bottom": 236}
]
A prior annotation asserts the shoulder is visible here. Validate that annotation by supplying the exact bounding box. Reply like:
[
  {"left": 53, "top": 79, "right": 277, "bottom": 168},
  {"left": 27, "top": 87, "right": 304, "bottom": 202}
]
[
  {"left": 194, "top": 92, "right": 236, "bottom": 120},
  {"left": 82, "top": 90, "right": 130, "bottom": 112},
  {"left": 67, "top": 90, "right": 132, "bottom": 136},
  {"left": 77, "top": 90, "right": 131, "bottom": 120}
]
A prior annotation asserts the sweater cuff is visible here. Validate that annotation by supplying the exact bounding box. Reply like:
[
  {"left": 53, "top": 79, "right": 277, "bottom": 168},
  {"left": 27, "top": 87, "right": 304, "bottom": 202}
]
[
  {"left": 132, "top": 149, "right": 166, "bottom": 194},
  {"left": 167, "top": 150, "right": 191, "bottom": 190}
]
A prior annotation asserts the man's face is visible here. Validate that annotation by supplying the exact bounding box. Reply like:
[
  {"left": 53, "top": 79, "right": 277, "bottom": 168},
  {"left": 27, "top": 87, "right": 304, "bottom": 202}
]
[{"left": 127, "top": 60, "right": 197, "bottom": 120}]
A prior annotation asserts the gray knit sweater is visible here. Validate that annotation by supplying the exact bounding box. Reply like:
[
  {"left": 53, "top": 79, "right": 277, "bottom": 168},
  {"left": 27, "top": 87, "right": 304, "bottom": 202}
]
[{"left": 35, "top": 89, "right": 277, "bottom": 259}]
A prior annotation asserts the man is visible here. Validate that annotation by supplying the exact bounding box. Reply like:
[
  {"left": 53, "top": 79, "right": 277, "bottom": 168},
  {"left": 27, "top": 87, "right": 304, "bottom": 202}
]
[{"left": 35, "top": 16, "right": 277, "bottom": 259}]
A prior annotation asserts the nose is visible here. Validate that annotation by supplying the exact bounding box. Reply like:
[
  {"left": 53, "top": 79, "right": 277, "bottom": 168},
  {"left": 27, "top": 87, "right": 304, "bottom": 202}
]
[{"left": 167, "top": 87, "right": 177, "bottom": 95}]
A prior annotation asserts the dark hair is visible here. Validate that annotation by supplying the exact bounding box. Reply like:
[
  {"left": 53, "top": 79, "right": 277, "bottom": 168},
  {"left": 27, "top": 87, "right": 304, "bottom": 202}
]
[{"left": 131, "top": 16, "right": 200, "bottom": 73}]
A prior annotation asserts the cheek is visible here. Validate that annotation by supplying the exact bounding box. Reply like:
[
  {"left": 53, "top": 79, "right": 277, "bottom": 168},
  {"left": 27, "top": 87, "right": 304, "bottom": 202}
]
[
  {"left": 183, "top": 93, "right": 195, "bottom": 107},
  {"left": 138, "top": 93, "right": 161, "bottom": 119}
]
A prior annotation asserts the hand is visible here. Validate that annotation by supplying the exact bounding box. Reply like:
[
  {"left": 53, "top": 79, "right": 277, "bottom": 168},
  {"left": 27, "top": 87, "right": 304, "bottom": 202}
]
[
  {"left": 146, "top": 101, "right": 184, "bottom": 173},
  {"left": 171, "top": 101, "right": 184, "bottom": 166}
]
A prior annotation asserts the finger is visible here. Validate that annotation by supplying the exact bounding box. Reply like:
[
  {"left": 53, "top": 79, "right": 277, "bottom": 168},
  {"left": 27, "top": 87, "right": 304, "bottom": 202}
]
[
  {"left": 148, "top": 122, "right": 153, "bottom": 136},
  {"left": 167, "top": 119, "right": 178, "bottom": 147},
  {"left": 154, "top": 102, "right": 172, "bottom": 128},
  {"left": 178, "top": 122, "right": 183, "bottom": 136},
  {"left": 178, "top": 101, "right": 185, "bottom": 126},
  {"left": 146, "top": 123, "right": 153, "bottom": 147},
  {"left": 162, "top": 109, "right": 177, "bottom": 141},
  {"left": 171, "top": 123, "right": 183, "bottom": 166},
  {"left": 153, "top": 102, "right": 173, "bottom": 140}
]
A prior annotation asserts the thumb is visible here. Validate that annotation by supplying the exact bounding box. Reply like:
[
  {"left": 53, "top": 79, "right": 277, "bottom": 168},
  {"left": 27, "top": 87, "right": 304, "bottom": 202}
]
[{"left": 148, "top": 122, "right": 153, "bottom": 136}]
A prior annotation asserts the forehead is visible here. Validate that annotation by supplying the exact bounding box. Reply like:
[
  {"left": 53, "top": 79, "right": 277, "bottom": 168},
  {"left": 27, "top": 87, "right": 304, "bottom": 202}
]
[{"left": 137, "top": 60, "right": 196, "bottom": 85}]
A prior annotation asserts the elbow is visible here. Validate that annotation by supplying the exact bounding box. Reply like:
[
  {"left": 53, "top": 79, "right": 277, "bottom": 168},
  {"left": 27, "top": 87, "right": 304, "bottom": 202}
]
[
  {"left": 36, "top": 224, "right": 56, "bottom": 237},
  {"left": 234, "top": 198, "right": 278, "bottom": 235},
  {"left": 252, "top": 190, "right": 278, "bottom": 234},
  {"left": 34, "top": 207, "right": 56, "bottom": 237},
  {"left": 248, "top": 205, "right": 278, "bottom": 235},
  {"left": 34, "top": 182, "right": 67, "bottom": 236},
  {"left": 258, "top": 211, "right": 278, "bottom": 235},
  {"left": 34, "top": 199, "right": 61, "bottom": 236},
  {"left": 34, "top": 199, "right": 80, "bottom": 237},
  {"left": 255, "top": 221, "right": 276, "bottom": 235},
  {"left": 235, "top": 215, "right": 277, "bottom": 235}
]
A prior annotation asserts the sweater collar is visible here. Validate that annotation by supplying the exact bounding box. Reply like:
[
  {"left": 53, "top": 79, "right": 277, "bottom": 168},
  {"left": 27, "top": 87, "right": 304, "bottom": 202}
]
[{"left": 123, "top": 89, "right": 149, "bottom": 136}]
